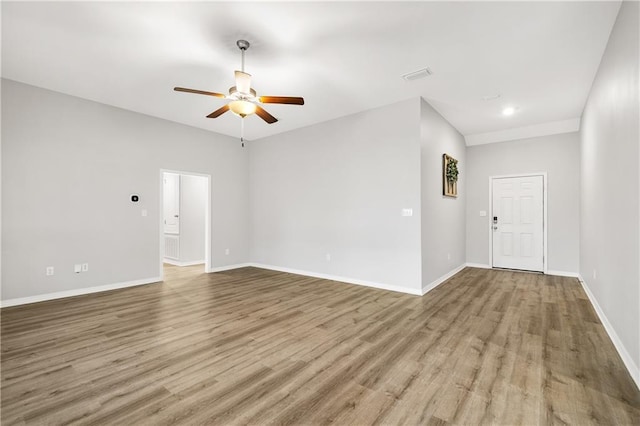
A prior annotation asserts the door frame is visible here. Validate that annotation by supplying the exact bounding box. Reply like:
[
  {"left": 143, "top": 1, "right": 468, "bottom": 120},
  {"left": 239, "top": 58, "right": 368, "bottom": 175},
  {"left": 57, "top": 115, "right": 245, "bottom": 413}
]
[
  {"left": 488, "top": 172, "right": 548, "bottom": 274},
  {"left": 159, "top": 169, "right": 212, "bottom": 279}
]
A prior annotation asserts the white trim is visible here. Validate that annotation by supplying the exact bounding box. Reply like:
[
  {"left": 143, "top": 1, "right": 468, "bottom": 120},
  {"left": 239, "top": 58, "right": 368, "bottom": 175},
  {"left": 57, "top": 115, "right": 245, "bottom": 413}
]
[
  {"left": 489, "top": 172, "right": 549, "bottom": 180},
  {"left": 489, "top": 173, "right": 548, "bottom": 274},
  {"left": 249, "top": 263, "right": 422, "bottom": 296},
  {"left": 208, "top": 263, "right": 473, "bottom": 296},
  {"left": 465, "top": 118, "right": 580, "bottom": 146},
  {"left": 208, "top": 263, "right": 471, "bottom": 297},
  {"left": 544, "top": 174, "right": 548, "bottom": 274},
  {"left": 463, "top": 265, "right": 579, "bottom": 278},
  {"left": 163, "top": 259, "right": 205, "bottom": 267},
  {"left": 421, "top": 264, "right": 466, "bottom": 295},
  {"left": 159, "top": 172, "right": 165, "bottom": 278},
  {"left": 0, "top": 276, "right": 161, "bottom": 308},
  {"left": 465, "top": 262, "right": 491, "bottom": 269},
  {"left": 546, "top": 270, "right": 579, "bottom": 278},
  {"left": 159, "top": 169, "right": 212, "bottom": 280},
  {"left": 488, "top": 178, "right": 494, "bottom": 270},
  {"left": 208, "top": 263, "right": 252, "bottom": 273},
  {"left": 578, "top": 275, "right": 640, "bottom": 390}
]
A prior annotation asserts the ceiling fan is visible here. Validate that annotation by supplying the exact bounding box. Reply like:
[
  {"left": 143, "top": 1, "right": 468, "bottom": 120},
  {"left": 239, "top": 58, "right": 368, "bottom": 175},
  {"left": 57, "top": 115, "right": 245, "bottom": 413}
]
[{"left": 174, "top": 40, "right": 304, "bottom": 127}]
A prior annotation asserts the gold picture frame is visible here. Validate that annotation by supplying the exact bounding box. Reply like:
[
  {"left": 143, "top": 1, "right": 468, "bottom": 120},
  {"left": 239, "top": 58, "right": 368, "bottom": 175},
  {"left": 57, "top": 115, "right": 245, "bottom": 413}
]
[{"left": 443, "top": 154, "right": 458, "bottom": 197}]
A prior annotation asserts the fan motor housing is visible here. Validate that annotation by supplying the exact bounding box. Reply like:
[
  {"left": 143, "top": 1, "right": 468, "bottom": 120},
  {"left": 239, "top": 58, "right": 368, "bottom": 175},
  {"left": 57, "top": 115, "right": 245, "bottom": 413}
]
[{"left": 228, "top": 86, "right": 257, "bottom": 99}]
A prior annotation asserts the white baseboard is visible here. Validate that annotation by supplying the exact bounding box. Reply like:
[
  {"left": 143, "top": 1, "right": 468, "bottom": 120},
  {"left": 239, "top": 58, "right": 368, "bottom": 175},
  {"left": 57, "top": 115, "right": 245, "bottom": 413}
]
[
  {"left": 464, "top": 264, "right": 580, "bottom": 279},
  {"left": 578, "top": 274, "right": 639, "bottom": 390},
  {"left": 207, "top": 262, "right": 472, "bottom": 297},
  {"left": 163, "top": 259, "right": 205, "bottom": 267},
  {"left": 422, "top": 264, "right": 466, "bottom": 295},
  {"left": 207, "top": 263, "right": 252, "bottom": 273},
  {"left": 465, "top": 262, "right": 491, "bottom": 269},
  {"left": 249, "top": 263, "right": 422, "bottom": 296},
  {"left": 1, "top": 276, "right": 161, "bottom": 308},
  {"left": 546, "top": 270, "right": 579, "bottom": 278}
]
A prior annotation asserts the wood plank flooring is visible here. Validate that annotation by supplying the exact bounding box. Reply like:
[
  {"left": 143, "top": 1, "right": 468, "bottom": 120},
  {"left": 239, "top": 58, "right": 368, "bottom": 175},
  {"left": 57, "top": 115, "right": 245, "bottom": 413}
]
[{"left": 2, "top": 266, "right": 639, "bottom": 425}]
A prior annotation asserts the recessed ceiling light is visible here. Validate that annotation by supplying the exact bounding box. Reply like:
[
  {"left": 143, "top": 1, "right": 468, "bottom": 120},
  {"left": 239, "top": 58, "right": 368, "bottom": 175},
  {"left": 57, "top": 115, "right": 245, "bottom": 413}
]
[{"left": 502, "top": 107, "right": 516, "bottom": 116}]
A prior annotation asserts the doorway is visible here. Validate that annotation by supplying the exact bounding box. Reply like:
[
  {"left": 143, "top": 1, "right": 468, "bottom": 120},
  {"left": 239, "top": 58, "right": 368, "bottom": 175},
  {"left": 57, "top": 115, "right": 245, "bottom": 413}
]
[
  {"left": 159, "top": 170, "right": 211, "bottom": 279},
  {"left": 490, "top": 173, "right": 546, "bottom": 273}
]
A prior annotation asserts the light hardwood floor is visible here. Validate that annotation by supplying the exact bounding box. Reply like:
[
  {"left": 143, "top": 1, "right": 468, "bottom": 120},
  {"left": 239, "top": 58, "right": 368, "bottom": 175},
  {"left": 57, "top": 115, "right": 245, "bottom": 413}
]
[{"left": 1, "top": 266, "right": 639, "bottom": 425}]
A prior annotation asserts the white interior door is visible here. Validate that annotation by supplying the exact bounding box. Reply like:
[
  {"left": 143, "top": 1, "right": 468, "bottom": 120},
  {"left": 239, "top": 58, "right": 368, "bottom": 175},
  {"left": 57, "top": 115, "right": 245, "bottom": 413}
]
[
  {"left": 492, "top": 175, "right": 544, "bottom": 272},
  {"left": 163, "top": 173, "right": 180, "bottom": 234}
]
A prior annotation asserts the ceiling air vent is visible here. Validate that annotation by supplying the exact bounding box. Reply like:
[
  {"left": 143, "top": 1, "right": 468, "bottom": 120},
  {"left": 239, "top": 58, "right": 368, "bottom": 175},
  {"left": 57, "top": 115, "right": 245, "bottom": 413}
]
[{"left": 402, "top": 68, "right": 433, "bottom": 81}]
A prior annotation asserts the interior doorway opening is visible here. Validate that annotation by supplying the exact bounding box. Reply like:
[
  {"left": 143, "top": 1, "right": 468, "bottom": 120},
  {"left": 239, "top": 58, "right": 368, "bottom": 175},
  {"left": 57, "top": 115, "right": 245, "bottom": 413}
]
[{"left": 159, "top": 169, "right": 211, "bottom": 279}]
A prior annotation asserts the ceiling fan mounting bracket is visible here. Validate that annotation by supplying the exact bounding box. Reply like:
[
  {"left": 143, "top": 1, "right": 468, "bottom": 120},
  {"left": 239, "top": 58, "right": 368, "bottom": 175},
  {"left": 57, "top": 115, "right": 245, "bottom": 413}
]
[{"left": 236, "top": 40, "right": 250, "bottom": 51}]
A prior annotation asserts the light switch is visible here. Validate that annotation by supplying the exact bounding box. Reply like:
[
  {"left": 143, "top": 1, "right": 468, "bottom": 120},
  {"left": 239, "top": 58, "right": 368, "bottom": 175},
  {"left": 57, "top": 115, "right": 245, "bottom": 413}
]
[
  {"left": 402, "top": 208, "right": 413, "bottom": 217},
  {"left": 74, "top": 264, "right": 82, "bottom": 273},
  {"left": 479, "top": 210, "right": 487, "bottom": 217}
]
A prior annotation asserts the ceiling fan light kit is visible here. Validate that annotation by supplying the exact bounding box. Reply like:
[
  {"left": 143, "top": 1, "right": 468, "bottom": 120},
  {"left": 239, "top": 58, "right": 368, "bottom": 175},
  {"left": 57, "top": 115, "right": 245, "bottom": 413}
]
[
  {"left": 228, "top": 100, "right": 257, "bottom": 117},
  {"left": 174, "top": 39, "right": 304, "bottom": 145}
]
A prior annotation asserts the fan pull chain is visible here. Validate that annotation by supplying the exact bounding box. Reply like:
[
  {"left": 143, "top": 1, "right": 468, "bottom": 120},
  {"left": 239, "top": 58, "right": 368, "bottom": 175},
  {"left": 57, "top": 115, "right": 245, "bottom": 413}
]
[{"left": 240, "top": 117, "right": 245, "bottom": 148}]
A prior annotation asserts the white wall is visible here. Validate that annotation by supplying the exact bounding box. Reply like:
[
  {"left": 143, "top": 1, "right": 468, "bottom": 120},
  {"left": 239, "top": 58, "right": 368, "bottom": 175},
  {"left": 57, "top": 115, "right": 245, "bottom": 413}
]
[
  {"left": 179, "top": 174, "right": 207, "bottom": 264},
  {"left": 1, "top": 79, "right": 250, "bottom": 302},
  {"left": 249, "top": 98, "right": 422, "bottom": 293},
  {"left": 465, "top": 132, "right": 580, "bottom": 274},
  {"left": 579, "top": 1, "right": 639, "bottom": 384},
  {"left": 420, "top": 99, "right": 467, "bottom": 290}
]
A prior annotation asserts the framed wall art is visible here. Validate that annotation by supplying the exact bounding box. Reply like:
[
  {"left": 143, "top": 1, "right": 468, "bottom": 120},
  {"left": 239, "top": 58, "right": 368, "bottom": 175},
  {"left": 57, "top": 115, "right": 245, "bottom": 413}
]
[{"left": 443, "top": 153, "right": 459, "bottom": 197}]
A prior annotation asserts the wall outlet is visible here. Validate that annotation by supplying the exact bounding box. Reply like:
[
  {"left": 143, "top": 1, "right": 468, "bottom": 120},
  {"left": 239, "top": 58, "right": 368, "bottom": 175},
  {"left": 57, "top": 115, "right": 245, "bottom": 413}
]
[
  {"left": 447, "top": 253, "right": 451, "bottom": 260},
  {"left": 46, "top": 266, "right": 54, "bottom": 276},
  {"left": 141, "top": 209, "right": 148, "bottom": 217},
  {"left": 82, "top": 263, "right": 89, "bottom": 272},
  {"left": 326, "top": 253, "right": 331, "bottom": 262},
  {"left": 74, "top": 264, "right": 82, "bottom": 274},
  {"left": 401, "top": 208, "right": 413, "bottom": 217},
  {"left": 225, "top": 248, "right": 230, "bottom": 255}
]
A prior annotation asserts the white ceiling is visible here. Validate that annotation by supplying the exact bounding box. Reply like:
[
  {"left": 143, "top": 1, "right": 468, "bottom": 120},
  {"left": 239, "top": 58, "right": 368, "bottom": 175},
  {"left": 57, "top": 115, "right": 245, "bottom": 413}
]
[{"left": 1, "top": 1, "right": 621, "bottom": 143}]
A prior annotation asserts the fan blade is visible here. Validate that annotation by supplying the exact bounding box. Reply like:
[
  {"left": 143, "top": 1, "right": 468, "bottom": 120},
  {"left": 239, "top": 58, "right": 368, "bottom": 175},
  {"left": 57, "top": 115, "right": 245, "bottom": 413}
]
[
  {"left": 255, "top": 105, "right": 278, "bottom": 124},
  {"left": 174, "top": 87, "right": 226, "bottom": 98},
  {"left": 258, "top": 96, "right": 304, "bottom": 105},
  {"left": 206, "top": 104, "right": 230, "bottom": 118}
]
